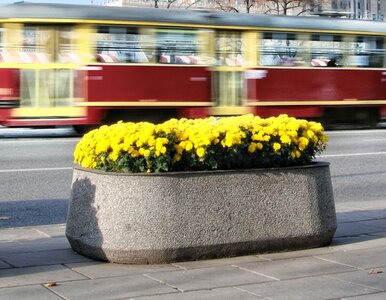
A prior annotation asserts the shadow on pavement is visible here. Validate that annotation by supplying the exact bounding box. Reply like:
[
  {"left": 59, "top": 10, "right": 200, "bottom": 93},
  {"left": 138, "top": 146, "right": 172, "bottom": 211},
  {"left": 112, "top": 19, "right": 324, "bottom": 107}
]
[{"left": 0, "top": 199, "right": 69, "bottom": 229}]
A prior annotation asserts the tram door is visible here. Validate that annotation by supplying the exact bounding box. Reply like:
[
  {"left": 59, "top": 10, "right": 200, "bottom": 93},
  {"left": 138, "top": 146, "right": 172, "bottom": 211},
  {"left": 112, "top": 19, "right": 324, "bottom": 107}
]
[
  {"left": 212, "top": 30, "right": 246, "bottom": 114},
  {"left": 4, "top": 24, "right": 86, "bottom": 119}
]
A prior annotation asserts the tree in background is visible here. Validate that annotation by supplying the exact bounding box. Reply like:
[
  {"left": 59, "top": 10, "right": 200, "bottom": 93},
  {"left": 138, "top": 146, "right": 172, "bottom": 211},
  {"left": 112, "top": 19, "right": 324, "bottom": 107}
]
[
  {"left": 263, "top": 0, "right": 325, "bottom": 15},
  {"left": 213, "top": 0, "right": 325, "bottom": 14}
]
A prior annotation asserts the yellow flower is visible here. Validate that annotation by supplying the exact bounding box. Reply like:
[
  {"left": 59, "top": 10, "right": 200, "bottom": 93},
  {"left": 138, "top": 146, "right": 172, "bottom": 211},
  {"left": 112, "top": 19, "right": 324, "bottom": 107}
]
[
  {"left": 73, "top": 114, "right": 328, "bottom": 172},
  {"left": 196, "top": 147, "right": 205, "bottom": 158},
  {"left": 280, "top": 134, "right": 291, "bottom": 145},
  {"left": 248, "top": 143, "right": 257, "bottom": 153},
  {"left": 185, "top": 141, "right": 193, "bottom": 151},
  {"left": 143, "top": 149, "right": 151, "bottom": 157},
  {"left": 273, "top": 143, "right": 281, "bottom": 152},
  {"left": 298, "top": 137, "right": 309, "bottom": 151},
  {"left": 173, "top": 153, "right": 182, "bottom": 162},
  {"left": 291, "top": 149, "right": 302, "bottom": 159}
]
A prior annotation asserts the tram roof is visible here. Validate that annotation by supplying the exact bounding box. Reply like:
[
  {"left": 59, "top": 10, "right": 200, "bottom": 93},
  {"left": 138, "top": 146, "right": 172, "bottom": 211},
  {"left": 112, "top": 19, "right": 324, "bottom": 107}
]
[{"left": 0, "top": 2, "right": 385, "bottom": 35}]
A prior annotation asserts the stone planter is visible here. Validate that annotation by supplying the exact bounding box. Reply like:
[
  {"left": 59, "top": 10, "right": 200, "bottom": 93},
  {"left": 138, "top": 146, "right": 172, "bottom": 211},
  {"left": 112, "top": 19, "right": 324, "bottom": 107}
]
[{"left": 66, "top": 162, "right": 336, "bottom": 264}]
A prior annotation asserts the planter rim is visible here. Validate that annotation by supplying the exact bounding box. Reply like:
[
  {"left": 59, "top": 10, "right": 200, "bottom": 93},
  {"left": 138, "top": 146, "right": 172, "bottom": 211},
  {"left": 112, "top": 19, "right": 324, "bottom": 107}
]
[{"left": 73, "top": 160, "right": 330, "bottom": 177}]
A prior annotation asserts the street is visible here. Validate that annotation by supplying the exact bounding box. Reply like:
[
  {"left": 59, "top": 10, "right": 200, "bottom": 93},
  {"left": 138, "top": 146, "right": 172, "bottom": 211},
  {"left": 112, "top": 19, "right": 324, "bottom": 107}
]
[{"left": 0, "top": 126, "right": 385, "bottom": 228}]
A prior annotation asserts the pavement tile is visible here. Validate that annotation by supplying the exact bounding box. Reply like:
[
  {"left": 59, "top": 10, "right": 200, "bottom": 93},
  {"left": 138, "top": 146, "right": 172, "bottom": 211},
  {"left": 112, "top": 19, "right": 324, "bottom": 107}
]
[
  {"left": 341, "top": 292, "right": 386, "bottom": 299},
  {"left": 336, "top": 201, "right": 386, "bottom": 211},
  {"left": 134, "top": 287, "right": 263, "bottom": 299},
  {"left": 0, "top": 228, "right": 48, "bottom": 242},
  {"left": 327, "top": 268, "right": 386, "bottom": 291},
  {"left": 237, "top": 275, "right": 378, "bottom": 300},
  {"left": 331, "top": 235, "right": 386, "bottom": 251},
  {"left": 0, "top": 265, "right": 87, "bottom": 288},
  {"left": 65, "top": 261, "right": 181, "bottom": 279},
  {"left": 370, "top": 231, "right": 386, "bottom": 237},
  {"left": 235, "top": 256, "right": 356, "bottom": 280},
  {"left": 0, "top": 285, "right": 62, "bottom": 300},
  {"left": 0, "top": 237, "right": 70, "bottom": 254},
  {"left": 172, "top": 255, "right": 265, "bottom": 270},
  {"left": 50, "top": 274, "right": 177, "bottom": 300},
  {"left": 359, "top": 219, "right": 386, "bottom": 230},
  {"left": 317, "top": 246, "right": 386, "bottom": 269},
  {"left": 0, "top": 259, "right": 11, "bottom": 269},
  {"left": 1, "top": 248, "right": 93, "bottom": 267},
  {"left": 144, "top": 265, "right": 274, "bottom": 292},
  {"left": 32, "top": 225, "right": 66, "bottom": 238},
  {"left": 334, "top": 222, "right": 385, "bottom": 237},
  {"left": 257, "top": 246, "right": 337, "bottom": 261},
  {"left": 337, "top": 210, "right": 386, "bottom": 223}
]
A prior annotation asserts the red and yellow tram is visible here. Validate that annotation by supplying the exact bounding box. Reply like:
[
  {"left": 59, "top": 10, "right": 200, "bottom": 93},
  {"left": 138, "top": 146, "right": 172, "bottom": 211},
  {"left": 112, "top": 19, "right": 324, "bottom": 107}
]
[{"left": 0, "top": 2, "right": 385, "bottom": 132}]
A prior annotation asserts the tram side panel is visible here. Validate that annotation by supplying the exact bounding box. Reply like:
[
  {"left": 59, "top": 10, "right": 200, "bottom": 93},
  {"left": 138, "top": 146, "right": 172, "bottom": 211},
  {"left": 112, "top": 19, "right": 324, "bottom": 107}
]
[
  {"left": 0, "top": 68, "right": 20, "bottom": 125},
  {"left": 246, "top": 68, "right": 386, "bottom": 121},
  {"left": 85, "top": 64, "right": 212, "bottom": 122}
]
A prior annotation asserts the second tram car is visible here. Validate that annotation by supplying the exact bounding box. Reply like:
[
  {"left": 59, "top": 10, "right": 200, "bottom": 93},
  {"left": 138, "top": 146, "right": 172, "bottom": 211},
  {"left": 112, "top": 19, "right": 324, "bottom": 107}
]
[{"left": 0, "top": 2, "right": 385, "bottom": 131}]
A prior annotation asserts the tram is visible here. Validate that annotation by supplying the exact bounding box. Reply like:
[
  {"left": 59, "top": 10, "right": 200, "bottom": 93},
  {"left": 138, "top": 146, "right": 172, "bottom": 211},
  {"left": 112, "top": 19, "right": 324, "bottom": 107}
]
[{"left": 0, "top": 2, "right": 385, "bottom": 131}]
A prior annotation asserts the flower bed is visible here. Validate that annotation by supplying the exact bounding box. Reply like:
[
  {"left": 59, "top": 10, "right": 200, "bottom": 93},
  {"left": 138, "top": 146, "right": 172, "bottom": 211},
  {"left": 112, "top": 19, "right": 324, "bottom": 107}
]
[
  {"left": 74, "top": 114, "right": 328, "bottom": 173},
  {"left": 67, "top": 114, "right": 336, "bottom": 264}
]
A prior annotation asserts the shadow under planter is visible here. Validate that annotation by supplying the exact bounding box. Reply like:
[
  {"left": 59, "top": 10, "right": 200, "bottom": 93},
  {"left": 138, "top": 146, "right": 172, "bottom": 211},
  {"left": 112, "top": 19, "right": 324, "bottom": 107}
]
[{"left": 66, "top": 162, "right": 336, "bottom": 264}]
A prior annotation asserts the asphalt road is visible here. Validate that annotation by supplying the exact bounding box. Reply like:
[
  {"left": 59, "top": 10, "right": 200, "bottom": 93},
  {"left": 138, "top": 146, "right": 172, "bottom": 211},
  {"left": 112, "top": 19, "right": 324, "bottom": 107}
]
[{"left": 0, "top": 126, "right": 385, "bottom": 228}]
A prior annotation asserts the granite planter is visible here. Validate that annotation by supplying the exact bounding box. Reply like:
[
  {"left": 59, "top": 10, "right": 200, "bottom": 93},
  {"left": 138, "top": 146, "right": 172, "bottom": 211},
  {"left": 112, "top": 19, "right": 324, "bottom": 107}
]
[{"left": 66, "top": 161, "right": 336, "bottom": 264}]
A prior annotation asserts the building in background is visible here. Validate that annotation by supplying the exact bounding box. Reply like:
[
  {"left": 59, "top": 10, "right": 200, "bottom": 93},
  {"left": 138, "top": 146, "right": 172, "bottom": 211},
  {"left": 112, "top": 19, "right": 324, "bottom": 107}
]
[
  {"left": 94, "top": 0, "right": 385, "bottom": 20},
  {"left": 318, "top": 0, "right": 385, "bottom": 20}
]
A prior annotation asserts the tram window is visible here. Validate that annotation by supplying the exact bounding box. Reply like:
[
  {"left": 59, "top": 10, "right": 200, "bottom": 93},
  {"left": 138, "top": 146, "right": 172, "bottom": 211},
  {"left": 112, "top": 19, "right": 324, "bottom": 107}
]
[
  {"left": 215, "top": 31, "right": 244, "bottom": 66},
  {"left": 18, "top": 26, "right": 75, "bottom": 64},
  {"left": 57, "top": 27, "right": 79, "bottom": 64},
  {"left": 95, "top": 26, "right": 150, "bottom": 63},
  {"left": 346, "top": 36, "right": 384, "bottom": 68},
  {"left": 311, "top": 34, "right": 343, "bottom": 67},
  {"left": 0, "top": 27, "right": 3, "bottom": 51},
  {"left": 260, "top": 32, "right": 303, "bottom": 66},
  {"left": 155, "top": 29, "right": 201, "bottom": 65},
  {"left": 22, "top": 26, "right": 51, "bottom": 63}
]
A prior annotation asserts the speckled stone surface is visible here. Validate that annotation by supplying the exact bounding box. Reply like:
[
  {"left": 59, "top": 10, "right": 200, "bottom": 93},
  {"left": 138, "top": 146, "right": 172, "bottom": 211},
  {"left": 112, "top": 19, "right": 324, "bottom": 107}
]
[{"left": 66, "top": 162, "right": 336, "bottom": 264}]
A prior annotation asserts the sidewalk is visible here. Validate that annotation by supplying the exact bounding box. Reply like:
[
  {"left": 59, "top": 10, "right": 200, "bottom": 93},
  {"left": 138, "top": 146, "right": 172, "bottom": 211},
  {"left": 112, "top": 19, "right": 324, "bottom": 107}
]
[{"left": 1, "top": 200, "right": 386, "bottom": 300}]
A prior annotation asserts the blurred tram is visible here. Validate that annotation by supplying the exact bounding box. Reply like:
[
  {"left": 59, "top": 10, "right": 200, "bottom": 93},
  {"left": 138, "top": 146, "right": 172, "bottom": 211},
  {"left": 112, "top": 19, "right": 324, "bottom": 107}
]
[{"left": 0, "top": 2, "right": 385, "bottom": 132}]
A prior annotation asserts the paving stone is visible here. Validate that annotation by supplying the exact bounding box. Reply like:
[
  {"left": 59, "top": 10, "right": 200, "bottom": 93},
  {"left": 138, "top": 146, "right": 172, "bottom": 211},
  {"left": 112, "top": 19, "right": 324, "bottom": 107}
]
[
  {"left": 258, "top": 246, "right": 337, "bottom": 261},
  {"left": 1, "top": 249, "right": 93, "bottom": 267},
  {"left": 33, "top": 225, "right": 66, "bottom": 238},
  {"left": 0, "top": 259, "right": 11, "bottom": 269},
  {"left": 235, "top": 256, "right": 356, "bottom": 280},
  {"left": 237, "top": 275, "right": 378, "bottom": 300},
  {"left": 328, "top": 268, "right": 386, "bottom": 291},
  {"left": 173, "top": 255, "right": 265, "bottom": 270},
  {"left": 334, "top": 222, "right": 384, "bottom": 237},
  {"left": 336, "top": 201, "right": 386, "bottom": 211},
  {"left": 135, "top": 287, "right": 262, "bottom": 299},
  {"left": 0, "top": 265, "right": 87, "bottom": 288},
  {"left": 370, "top": 231, "right": 386, "bottom": 237},
  {"left": 331, "top": 235, "right": 386, "bottom": 251},
  {"left": 0, "top": 285, "right": 62, "bottom": 299},
  {"left": 0, "top": 237, "right": 70, "bottom": 254},
  {"left": 359, "top": 219, "right": 386, "bottom": 230},
  {"left": 65, "top": 261, "right": 181, "bottom": 279},
  {"left": 331, "top": 235, "right": 380, "bottom": 248},
  {"left": 0, "top": 241, "right": 22, "bottom": 255},
  {"left": 341, "top": 292, "right": 386, "bottom": 299},
  {"left": 317, "top": 246, "right": 386, "bottom": 269},
  {"left": 0, "top": 228, "right": 48, "bottom": 241},
  {"left": 337, "top": 210, "right": 386, "bottom": 223},
  {"left": 145, "top": 265, "right": 274, "bottom": 292},
  {"left": 50, "top": 274, "right": 177, "bottom": 299}
]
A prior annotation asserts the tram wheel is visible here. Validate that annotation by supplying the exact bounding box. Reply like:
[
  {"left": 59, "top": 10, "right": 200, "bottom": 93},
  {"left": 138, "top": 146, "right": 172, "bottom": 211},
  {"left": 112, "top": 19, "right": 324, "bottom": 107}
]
[
  {"left": 73, "top": 125, "right": 98, "bottom": 135},
  {"left": 323, "top": 107, "right": 379, "bottom": 129}
]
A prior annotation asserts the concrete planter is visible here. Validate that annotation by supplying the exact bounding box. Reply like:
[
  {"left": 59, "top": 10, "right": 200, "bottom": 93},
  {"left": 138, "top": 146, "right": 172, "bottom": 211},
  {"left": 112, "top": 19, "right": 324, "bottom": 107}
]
[{"left": 66, "top": 162, "right": 336, "bottom": 264}]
